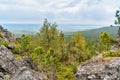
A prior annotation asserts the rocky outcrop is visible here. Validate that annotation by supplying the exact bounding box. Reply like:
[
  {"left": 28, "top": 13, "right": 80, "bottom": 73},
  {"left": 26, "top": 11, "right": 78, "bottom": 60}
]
[
  {"left": 0, "top": 45, "right": 18, "bottom": 74},
  {"left": 0, "top": 45, "right": 47, "bottom": 80},
  {"left": 0, "top": 25, "right": 16, "bottom": 49},
  {"left": 0, "top": 25, "right": 15, "bottom": 42},
  {"left": 10, "top": 67, "right": 47, "bottom": 80},
  {"left": 75, "top": 57, "right": 120, "bottom": 80},
  {"left": 0, "top": 26, "right": 47, "bottom": 80},
  {"left": 111, "top": 35, "right": 120, "bottom": 52},
  {"left": 21, "top": 56, "right": 36, "bottom": 70}
]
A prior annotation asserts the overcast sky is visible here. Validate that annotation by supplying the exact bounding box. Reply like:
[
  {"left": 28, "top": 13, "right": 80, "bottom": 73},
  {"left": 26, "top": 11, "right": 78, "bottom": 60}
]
[{"left": 0, "top": 0, "right": 120, "bottom": 25}]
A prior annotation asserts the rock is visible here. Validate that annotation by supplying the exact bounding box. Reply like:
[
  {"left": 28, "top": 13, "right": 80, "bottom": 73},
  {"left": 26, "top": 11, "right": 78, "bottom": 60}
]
[
  {"left": 0, "top": 72, "right": 5, "bottom": 80},
  {"left": 7, "top": 43, "right": 14, "bottom": 50},
  {"left": 3, "top": 31, "right": 15, "bottom": 42},
  {"left": 116, "top": 35, "right": 120, "bottom": 42},
  {"left": 0, "top": 72, "right": 10, "bottom": 80},
  {"left": 0, "top": 45, "right": 47, "bottom": 80},
  {"left": 21, "top": 56, "right": 36, "bottom": 70},
  {"left": 0, "top": 26, "right": 16, "bottom": 49},
  {"left": 10, "top": 67, "right": 47, "bottom": 80},
  {"left": 0, "top": 25, "right": 4, "bottom": 30},
  {"left": 0, "top": 45, "right": 19, "bottom": 74},
  {"left": 75, "top": 57, "right": 120, "bottom": 80},
  {"left": 111, "top": 44, "right": 118, "bottom": 52},
  {"left": 0, "top": 26, "right": 15, "bottom": 42},
  {"left": 0, "top": 26, "right": 16, "bottom": 50},
  {"left": 110, "top": 34, "right": 120, "bottom": 52}
]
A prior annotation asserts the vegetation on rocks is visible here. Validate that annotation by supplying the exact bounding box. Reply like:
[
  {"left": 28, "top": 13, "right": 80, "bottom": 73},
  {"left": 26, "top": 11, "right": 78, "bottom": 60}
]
[
  {"left": 11, "top": 18, "right": 119, "bottom": 80},
  {"left": 1, "top": 10, "right": 120, "bottom": 80}
]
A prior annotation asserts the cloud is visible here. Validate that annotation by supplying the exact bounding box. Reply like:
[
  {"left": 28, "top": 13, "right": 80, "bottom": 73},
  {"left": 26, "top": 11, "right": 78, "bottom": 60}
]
[{"left": 0, "top": 0, "right": 119, "bottom": 25}]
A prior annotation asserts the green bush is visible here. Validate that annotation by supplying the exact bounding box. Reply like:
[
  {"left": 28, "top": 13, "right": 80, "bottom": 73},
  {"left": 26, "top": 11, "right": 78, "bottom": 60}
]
[
  {"left": 34, "top": 46, "right": 44, "bottom": 55},
  {"left": 30, "top": 46, "right": 45, "bottom": 65},
  {"left": 0, "top": 38, "right": 9, "bottom": 47},
  {"left": 15, "top": 54, "right": 22, "bottom": 60},
  {"left": 12, "top": 47, "right": 19, "bottom": 54},
  {"left": 3, "top": 41, "right": 9, "bottom": 47},
  {"left": 102, "top": 51, "right": 120, "bottom": 57},
  {"left": 19, "top": 35, "right": 31, "bottom": 52},
  {"left": 57, "top": 64, "right": 76, "bottom": 80}
]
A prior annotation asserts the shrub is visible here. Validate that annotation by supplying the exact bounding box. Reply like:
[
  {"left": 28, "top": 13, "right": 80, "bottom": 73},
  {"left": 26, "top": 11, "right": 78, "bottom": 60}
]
[
  {"left": 12, "top": 47, "right": 19, "bottom": 54},
  {"left": 3, "top": 41, "right": 9, "bottom": 47},
  {"left": 0, "top": 38, "right": 9, "bottom": 47},
  {"left": 30, "top": 46, "right": 45, "bottom": 65},
  {"left": 19, "top": 35, "right": 31, "bottom": 52},
  {"left": 102, "top": 51, "right": 120, "bottom": 57},
  {"left": 15, "top": 54, "right": 22, "bottom": 60},
  {"left": 34, "top": 46, "right": 44, "bottom": 55}
]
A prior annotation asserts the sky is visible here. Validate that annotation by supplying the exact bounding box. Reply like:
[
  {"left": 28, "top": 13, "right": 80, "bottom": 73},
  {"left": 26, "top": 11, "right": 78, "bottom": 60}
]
[{"left": 0, "top": 0, "right": 120, "bottom": 25}]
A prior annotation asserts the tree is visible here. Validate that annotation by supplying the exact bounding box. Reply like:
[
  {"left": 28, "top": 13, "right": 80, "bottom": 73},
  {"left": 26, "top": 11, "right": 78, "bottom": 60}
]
[
  {"left": 34, "top": 46, "right": 44, "bottom": 55},
  {"left": 0, "top": 38, "right": 9, "bottom": 47},
  {"left": 39, "top": 19, "right": 59, "bottom": 50},
  {"left": 45, "top": 48, "right": 60, "bottom": 80},
  {"left": 30, "top": 46, "right": 45, "bottom": 65},
  {"left": 37, "top": 19, "right": 67, "bottom": 61},
  {"left": 99, "top": 32, "right": 114, "bottom": 51},
  {"left": 19, "top": 35, "right": 31, "bottom": 52},
  {"left": 69, "top": 32, "right": 89, "bottom": 62},
  {"left": 115, "top": 10, "right": 120, "bottom": 36}
]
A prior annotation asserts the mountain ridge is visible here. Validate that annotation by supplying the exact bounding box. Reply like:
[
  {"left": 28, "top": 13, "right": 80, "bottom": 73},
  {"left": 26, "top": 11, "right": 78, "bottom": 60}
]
[{"left": 64, "top": 26, "right": 119, "bottom": 41}]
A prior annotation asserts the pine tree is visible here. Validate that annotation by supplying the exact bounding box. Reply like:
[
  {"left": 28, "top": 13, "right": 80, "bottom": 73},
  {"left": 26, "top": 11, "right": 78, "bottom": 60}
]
[
  {"left": 69, "top": 32, "right": 89, "bottom": 62},
  {"left": 115, "top": 10, "right": 120, "bottom": 36},
  {"left": 99, "top": 32, "right": 114, "bottom": 51}
]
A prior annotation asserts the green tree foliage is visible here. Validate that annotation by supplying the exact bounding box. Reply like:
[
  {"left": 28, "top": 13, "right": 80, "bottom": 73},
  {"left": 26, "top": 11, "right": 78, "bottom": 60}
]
[
  {"left": 13, "top": 20, "right": 93, "bottom": 80},
  {"left": 37, "top": 19, "right": 67, "bottom": 62},
  {"left": 19, "top": 35, "right": 31, "bottom": 52},
  {"left": 45, "top": 48, "right": 60, "bottom": 68},
  {"left": 30, "top": 46, "right": 45, "bottom": 66},
  {"left": 34, "top": 46, "right": 44, "bottom": 55},
  {"left": 115, "top": 10, "right": 120, "bottom": 24},
  {"left": 39, "top": 19, "right": 58, "bottom": 50},
  {"left": 115, "top": 10, "right": 120, "bottom": 36},
  {"left": 102, "top": 51, "right": 120, "bottom": 57},
  {"left": 69, "top": 32, "right": 89, "bottom": 62},
  {"left": 100, "top": 32, "right": 114, "bottom": 45},
  {"left": 99, "top": 32, "right": 114, "bottom": 51},
  {"left": 38, "top": 19, "right": 65, "bottom": 49},
  {"left": 45, "top": 48, "right": 54, "bottom": 66},
  {"left": 0, "top": 38, "right": 9, "bottom": 47}
]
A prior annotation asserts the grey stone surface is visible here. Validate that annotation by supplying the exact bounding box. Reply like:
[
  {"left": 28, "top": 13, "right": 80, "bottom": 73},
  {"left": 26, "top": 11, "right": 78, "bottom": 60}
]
[
  {"left": 75, "top": 57, "right": 120, "bottom": 80},
  {"left": 10, "top": 67, "right": 47, "bottom": 80},
  {"left": 0, "top": 45, "right": 18, "bottom": 74},
  {"left": 0, "top": 45, "right": 47, "bottom": 80},
  {"left": 0, "top": 26, "right": 15, "bottom": 42}
]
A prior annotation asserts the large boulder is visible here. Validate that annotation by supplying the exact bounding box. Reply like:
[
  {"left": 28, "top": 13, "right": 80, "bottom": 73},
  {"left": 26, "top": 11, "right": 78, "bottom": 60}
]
[
  {"left": 0, "top": 45, "right": 47, "bottom": 80},
  {"left": 0, "top": 26, "right": 16, "bottom": 49},
  {"left": 75, "top": 57, "right": 120, "bottom": 80},
  {"left": 0, "top": 25, "right": 15, "bottom": 42},
  {"left": 0, "top": 45, "right": 19, "bottom": 74},
  {"left": 10, "top": 67, "right": 47, "bottom": 80}
]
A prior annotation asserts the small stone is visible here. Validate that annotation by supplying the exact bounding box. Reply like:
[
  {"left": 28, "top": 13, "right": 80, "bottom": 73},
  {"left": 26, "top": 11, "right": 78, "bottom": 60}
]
[{"left": 88, "top": 75, "right": 96, "bottom": 79}]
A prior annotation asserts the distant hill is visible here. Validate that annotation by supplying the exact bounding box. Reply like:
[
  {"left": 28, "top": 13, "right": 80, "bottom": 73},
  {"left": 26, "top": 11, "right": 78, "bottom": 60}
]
[
  {"left": 64, "top": 27, "right": 119, "bottom": 42},
  {"left": 12, "top": 27, "right": 119, "bottom": 42}
]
